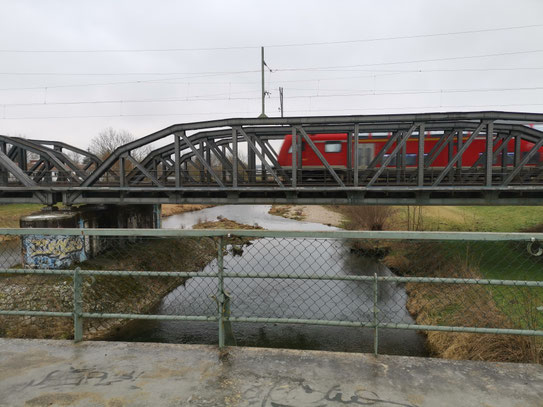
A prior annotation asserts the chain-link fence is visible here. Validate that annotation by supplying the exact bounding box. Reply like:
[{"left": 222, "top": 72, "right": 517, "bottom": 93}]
[{"left": 0, "top": 228, "right": 542, "bottom": 362}]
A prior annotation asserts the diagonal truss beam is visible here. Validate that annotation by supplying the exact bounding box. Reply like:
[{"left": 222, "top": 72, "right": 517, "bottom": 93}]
[
  {"left": 179, "top": 132, "right": 225, "bottom": 187},
  {"left": 502, "top": 136, "right": 543, "bottom": 186},
  {"left": 125, "top": 153, "right": 165, "bottom": 188},
  {"left": 236, "top": 127, "right": 284, "bottom": 188},
  {"left": 360, "top": 130, "right": 402, "bottom": 182},
  {"left": 0, "top": 150, "right": 37, "bottom": 187},
  {"left": 297, "top": 126, "right": 345, "bottom": 187},
  {"left": 367, "top": 123, "right": 419, "bottom": 187},
  {"left": 432, "top": 121, "right": 486, "bottom": 186},
  {"left": 424, "top": 129, "right": 457, "bottom": 168}
]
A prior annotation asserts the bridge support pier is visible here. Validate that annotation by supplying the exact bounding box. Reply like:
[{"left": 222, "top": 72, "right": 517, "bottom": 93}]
[{"left": 20, "top": 204, "right": 158, "bottom": 269}]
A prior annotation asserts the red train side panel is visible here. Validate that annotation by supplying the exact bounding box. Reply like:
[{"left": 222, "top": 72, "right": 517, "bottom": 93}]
[{"left": 277, "top": 133, "right": 542, "bottom": 170}]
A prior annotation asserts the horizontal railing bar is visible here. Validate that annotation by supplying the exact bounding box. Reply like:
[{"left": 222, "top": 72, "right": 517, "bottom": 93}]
[
  {"left": 0, "top": 269, "right": 219, "bottom": 278},
  {"left": 0, "top": 268, "right": 73, "bottom": 276},
  {"left": 79, "top": 270, "right": 217, "bottom": 278},
  {"left": 81, "top": 313, "right": 217, "bottom": 321},
  {"left": 0, "top": 310, "right": 72, "bottom": 317},
  {"left": 378, "top": 323, "right": 543, "bottom": 336},
  {"left": 1, "top": 227, "right": 543, "bottom": 241},
  {"left": 229, "top": 317, "right": 543, "bottom": 336},
  {"left": 2, "top": 268, "right": 543, "bottom": 287},
  {"left": 221, "top": 272, "right": 543, "bottom": 287}
]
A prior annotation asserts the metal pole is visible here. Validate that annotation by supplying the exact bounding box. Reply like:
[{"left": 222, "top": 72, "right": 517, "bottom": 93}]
[
  {"left": 232, "top": 128, "right": 238, "bottom": 187},
  {"left": 119, "top": 156, "right": 126, "bottom": 188},
  {"left": 174, "top": 133, "right": 180, "bottom": 187},
  {"left": 218, "top": 236, "right": 225, "bottom": 348},
  {"left": 291, "top": 127, "right": 297, "bottom": 188},
  {"left": 259, "top": 47, "right": 267, "bottom": 118},
  {"left": 353, "top": 123, "right": 359, "bottom": 186},
  {"left": 373, "top": 272, "right": 379, "bottom": 356},
  {"left": 73, "top": 267, "right": 83, "bottom": 342},
  {"left": 486, "top": 122, "right": 494, "bottom": 187},
  {"left": 417, "top": 124, "right": 425, "bottom": 187},
  {"left": 279, "top": 87, "right": 284, "bottom": 118}
]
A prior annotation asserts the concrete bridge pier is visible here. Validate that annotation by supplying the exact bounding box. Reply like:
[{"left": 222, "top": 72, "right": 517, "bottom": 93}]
[{"left": 19, "top": 204, "right": 160, "bottom": 269}]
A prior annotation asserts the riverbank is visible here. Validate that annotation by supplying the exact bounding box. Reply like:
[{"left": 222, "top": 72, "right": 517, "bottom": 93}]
[
  {"left": 269, "top": 205, "right": 345, "bottom": 227},
  {"left": 336, "top": 205, "right": 543, "bottom": 363},
  {"left": 0, "top": 236, "right": 217, "bottom": 340},
  {"left": 161, "top": 204, "right": 213, "bottom": 217}
]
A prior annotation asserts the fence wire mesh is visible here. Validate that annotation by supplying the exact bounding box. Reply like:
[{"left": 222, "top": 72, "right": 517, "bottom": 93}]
[{"left": 0, "top": 230, "right": 542, "bottom": 362}]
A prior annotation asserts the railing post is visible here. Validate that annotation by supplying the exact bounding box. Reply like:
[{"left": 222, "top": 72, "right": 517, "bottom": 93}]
[
  {"left": 373, "top": 272, "right": 379, "bottom": 356},
  {"left": 73, "top": 267, "right": 83, "bottom": 343},
  {"left": 217, "top": 236, "right": 225, "bottom": 348}
]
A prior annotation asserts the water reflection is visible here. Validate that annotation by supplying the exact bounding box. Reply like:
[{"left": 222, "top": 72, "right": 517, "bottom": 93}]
[{"left": 118, "top": 206, "right": 427, "bottom": 356}]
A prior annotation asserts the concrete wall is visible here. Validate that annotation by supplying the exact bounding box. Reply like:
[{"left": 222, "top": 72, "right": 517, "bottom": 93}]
[{"left": 20, "top": 204, "right": 160, "bottom": 269}]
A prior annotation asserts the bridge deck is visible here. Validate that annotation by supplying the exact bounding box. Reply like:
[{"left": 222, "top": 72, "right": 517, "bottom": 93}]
[{"left": 0, "top": 338, "right": 541, "bottom": 406}]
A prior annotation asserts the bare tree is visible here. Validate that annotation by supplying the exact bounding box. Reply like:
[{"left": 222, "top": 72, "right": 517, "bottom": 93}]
[{"left": 88, "top": 128, "right": 150, "bottom": 161}]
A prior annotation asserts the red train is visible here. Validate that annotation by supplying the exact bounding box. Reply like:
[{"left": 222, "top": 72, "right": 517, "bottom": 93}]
[{"left": 277, "top": 131, "right": 542, "bottom": 172}]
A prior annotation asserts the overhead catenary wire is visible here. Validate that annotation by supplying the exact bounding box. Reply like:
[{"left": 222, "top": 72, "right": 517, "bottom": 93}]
[
  {"left": 3, "top": 102, "right": 543, "bottom": 121},
  {"left": 2, "top": 85, "right": 543, "bottom": 108},
  {"left": 2, "top": 48, "right": 542, "bottom": 77},
  {"left": 3, "top": 66, "right": 543, "bottom": 93},
  {"left": 0, "top": 23, "right": 541, "bottom": 53}
]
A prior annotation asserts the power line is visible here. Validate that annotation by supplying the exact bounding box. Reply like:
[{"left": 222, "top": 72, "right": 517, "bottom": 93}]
[
  {"left": 2, "top": 65, "right": 542, "bottom": 93},
  {"left": 0, "top": 23, "right": 541, "bottom": 53},
  {"left": 0, "top": 70, "right": 259, "bottom": 76},
  {"left": 276, "top": 49, "right": 543, "bottom": 71},
  {"left": 3, "top": 103, "right": 543, "bottom": 121},
  {"left": 2, "top": 85, "right": 542, "bottom": 108},
  {"left": 1, "top": 48, "right": 539, "bottom": 80}
]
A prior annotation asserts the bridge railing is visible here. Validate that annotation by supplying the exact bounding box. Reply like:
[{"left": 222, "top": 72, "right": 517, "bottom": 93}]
[{"left": 0, "top": 228, "right": 542, "bottom": 360}]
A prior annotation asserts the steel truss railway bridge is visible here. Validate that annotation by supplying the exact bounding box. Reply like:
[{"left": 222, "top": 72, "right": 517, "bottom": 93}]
[{"left": 2, "top": 111, "right": 543, "bottom": 206}]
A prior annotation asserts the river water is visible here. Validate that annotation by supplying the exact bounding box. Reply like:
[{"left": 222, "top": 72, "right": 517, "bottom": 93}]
[{"left": 118, "top": 205, "right": 427, "bottom": 356}]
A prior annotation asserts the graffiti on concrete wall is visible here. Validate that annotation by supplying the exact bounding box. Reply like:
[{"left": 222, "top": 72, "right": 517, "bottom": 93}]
[{"left": 22, "top": 234, "right": 87, "bottom": 269}]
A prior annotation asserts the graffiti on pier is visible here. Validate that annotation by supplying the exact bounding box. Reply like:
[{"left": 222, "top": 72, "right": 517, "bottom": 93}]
[{"left": 22, "top": 234, "right": 87, "bottom": 269}]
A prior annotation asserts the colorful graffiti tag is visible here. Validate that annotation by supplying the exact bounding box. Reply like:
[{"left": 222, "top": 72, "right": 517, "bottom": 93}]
[{"left": 22, "top": 235, "right": 87, "bottom": 269}]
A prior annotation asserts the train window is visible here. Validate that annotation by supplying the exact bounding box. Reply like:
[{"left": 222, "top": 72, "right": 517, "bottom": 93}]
[
  {"left": 504, "top": 152, "right": 515, "bottom": 165},
  {"left": 405, "top": 154, "right": 417, "bottom": 165},
  {"left": 383, "top": 153, "right": 417, "bottom": 166},
  {"left": 324, "top": 141, "right": 342, "bottom": 153},
  {"left": 477, "top": 153, "right": 499, "bottom": 165},
  {"left": 288, "top": 143, "right": 306, "bottom": 153}
]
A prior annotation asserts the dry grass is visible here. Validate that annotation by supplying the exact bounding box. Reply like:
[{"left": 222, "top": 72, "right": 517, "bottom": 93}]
[
  {"left": 269, "top": 205, "right": 304, "bottom": 221},
  {"left": 268, "top": 205, "right": 292, "bottom": 217},
  {"left": 161, "top": 204, "right": 213, "bottom": 217},
  {"left": 193, "top": 218, "right": 263, "bottom": 230},
  {"left": 387, "top": 241, "right": 542, "bottom": 363}
]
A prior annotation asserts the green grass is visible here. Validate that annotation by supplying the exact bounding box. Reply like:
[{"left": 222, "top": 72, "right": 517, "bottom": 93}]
[
  {"left": 422, "top": 206, "right": 543, "bottom": 233},
  {"left": 438, "top": 240, "right": 543, "bottom": 330},
  {"left": 0, "top": 204, "right": 42, "bottom": 228},
  {"left": 460, "top": 207, "right": 543, "bottom": 232}
]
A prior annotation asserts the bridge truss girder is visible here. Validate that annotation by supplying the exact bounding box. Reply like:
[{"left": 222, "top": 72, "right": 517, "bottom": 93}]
[{"left": 2, "top": 111, "right": 543, "bottom": 205}]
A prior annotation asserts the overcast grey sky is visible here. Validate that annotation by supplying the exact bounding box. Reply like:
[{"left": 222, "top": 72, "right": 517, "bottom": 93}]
[{"left": 0, "top": 0, "right": 542, "bottom": 149}]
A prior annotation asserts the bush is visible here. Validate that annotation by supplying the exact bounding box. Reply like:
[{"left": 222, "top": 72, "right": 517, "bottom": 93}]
[{"left": 341, "top": 206, "right": 397, "bottom": 231}]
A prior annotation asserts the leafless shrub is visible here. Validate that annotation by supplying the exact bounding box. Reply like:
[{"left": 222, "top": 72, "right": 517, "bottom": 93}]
[{"left": 342, "top": 206, "right": 397, "bottom": 231}]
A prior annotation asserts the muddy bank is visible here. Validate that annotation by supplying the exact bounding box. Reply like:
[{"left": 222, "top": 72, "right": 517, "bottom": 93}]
[
  {"left": 269, "top": 205, "right": 345, "bottom": 227},
  {"left": 161, "top": 204, "right": 213, "bottom": 217},
  {"left": 0, "top": 237, "right": 217, "bottom": 340}
]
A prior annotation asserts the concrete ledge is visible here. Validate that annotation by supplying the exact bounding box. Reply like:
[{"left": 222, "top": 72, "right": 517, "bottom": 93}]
[{"left": 0, "top": 339, "right": 541, "bottom": 407}]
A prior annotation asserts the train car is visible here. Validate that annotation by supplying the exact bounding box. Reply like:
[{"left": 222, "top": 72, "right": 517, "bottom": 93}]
[{"left": 276, "top": 131, "right": 543, "bottom": 175}]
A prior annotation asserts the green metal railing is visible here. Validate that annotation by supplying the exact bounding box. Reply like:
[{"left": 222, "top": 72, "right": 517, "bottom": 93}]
[{"left": 1, "top": 228, "right": 543, "bottom": 356}]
